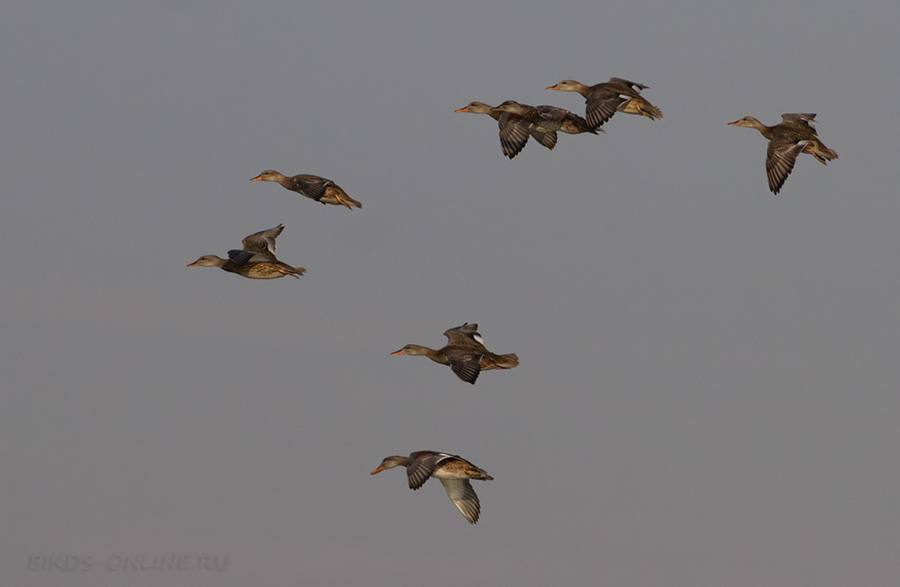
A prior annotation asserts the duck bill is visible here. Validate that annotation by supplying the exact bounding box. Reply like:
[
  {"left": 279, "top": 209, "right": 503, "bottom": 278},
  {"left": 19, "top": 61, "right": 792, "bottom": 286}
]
[
  {"left": 250, "top": 175, "right": 263, "bottom": 181},
  {"left": 390, "top": 349, "right": 405, "bottom": 355},
  {"left": 727, "top": 120, "right": 741, "bottom": 126},
  {"left": 370, "top": 466, "right": 384, "bottom": 475},
  {"left": 454, "top": 107, "right": 469, "bottom": 112},
  {"left": 187, "top": 261, "right": 200, "bottom": 267},
  {"left": 546, "top": 84, "right": 560, "bottom": 90}
]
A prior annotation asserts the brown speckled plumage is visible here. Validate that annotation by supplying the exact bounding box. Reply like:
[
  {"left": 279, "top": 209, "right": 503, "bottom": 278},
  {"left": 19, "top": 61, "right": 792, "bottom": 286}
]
[
  {"left": 187, "top": 224, "right": 306, "bottom": 279},
  {"left": 391, "top": 323, "right": 518, "bottom": 384},
  {"left": 728, "top": 113, "right": 838, "bottom": 194},
  {"left": 251, "top": 170, "right": 361, "bottom": 209},
  {"left": 370, "top": 450, "right": 494, "bottom": 524},
  {"left": 546, "top": 77, "right": 662, "bottom": 130}
]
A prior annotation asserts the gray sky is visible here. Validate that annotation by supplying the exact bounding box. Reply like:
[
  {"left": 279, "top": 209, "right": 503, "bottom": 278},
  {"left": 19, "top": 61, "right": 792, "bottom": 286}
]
[{"left": 3, "top": 0, "right": 900, "bottom": 585}]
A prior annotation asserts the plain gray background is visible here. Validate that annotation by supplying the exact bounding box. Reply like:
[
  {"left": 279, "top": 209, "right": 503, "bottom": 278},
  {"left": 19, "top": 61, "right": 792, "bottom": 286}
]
[{"left": 3, "top": 0, "right": 900, "bottom": 585}]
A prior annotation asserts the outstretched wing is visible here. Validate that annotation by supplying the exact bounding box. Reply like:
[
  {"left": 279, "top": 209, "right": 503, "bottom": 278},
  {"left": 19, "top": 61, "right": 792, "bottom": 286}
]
[
  {"left": 497, "top": 114, "right": 532, "bottom": 159},
  {"left": 443, "top": 323, "right": 484, "bottom": 346},
  {"left": 781, "top": 113, "right": 817, "bottom": 134},
  {"left": 766, "top": 137, "right": 808, "bottom": 195},
  {"left": 584, "top": 90, "right": 623, "bottom": 129},
  {"left": 607, "top": 77, "right": 649, "bottom": 93},
  {"left": 446, "top": 351, "right": 483, "bottom": 384},
  {"left": 242, "top": 224, "right": 284, "bottom": 260},
  {"left": 529, "top": 127, "right": 558, "bottom": 150},
  {"left": 406, "top": 451, "right": 453, "bottom": 490},
  {"left": 439, "top": 479, "right": 482, "bottom": 524}
]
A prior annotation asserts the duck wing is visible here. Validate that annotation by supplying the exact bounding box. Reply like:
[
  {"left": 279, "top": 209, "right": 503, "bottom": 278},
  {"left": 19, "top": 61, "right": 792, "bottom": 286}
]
[
  {"left": 227, "top": 249, "right": 271, "bottom": 266},
  {"left": 781, "top": 113, "right": 818, "bottom": 134},
  {"left": 766, "top": 137, "right": 808, "bottom": 194},
  {"left": 497, "top": 113, "right": 532, "bottom": 159},
  {"left": 530, "top": 126, "right": 559, "bottom": 149},
  {"left": 446, "top": 350, "right": 483, "bottom": 384},
  {"left": 406, "top": 451, "right": 453, "bottom": 490},
  {"left": 585, "top": 89, "right": 624, "bottom": 129},
  {"left": 439, "top": 479, "right": 482, "bottom": 524},
  {"left": 292, "top": 175, "right": 334, "bottom": 201},
  {"left": 607, "top": 77, "right": 649, "bottom": 93},
  {"left": 241, "top": 224, "right": 284, "bottom": 260},
  {"left": 444, "top": 323, "right": 486, "bottom": 344}
]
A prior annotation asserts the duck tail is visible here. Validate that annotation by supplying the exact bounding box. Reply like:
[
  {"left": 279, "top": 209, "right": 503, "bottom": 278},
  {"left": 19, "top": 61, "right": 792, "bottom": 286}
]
[
  {"left": 469, "top": 468, "right": 494, "bottom": 481},
  {"left": 496, "top": 353, "right": 519, "bottom": 369},
  {"left": 644, "top": 103, "right": 663, "bottom": 120},
  {"left": 807, "top": 141, "right": 838, "bottom": 165},
  {"left": 575, "top": 116, "right": 599, "bottom": 135},
  {"left": 618, "top": 97, "right": 663, "bottom": 120},
  {"left": 340, "top": 195, "right": 363, "bottom": 209}
]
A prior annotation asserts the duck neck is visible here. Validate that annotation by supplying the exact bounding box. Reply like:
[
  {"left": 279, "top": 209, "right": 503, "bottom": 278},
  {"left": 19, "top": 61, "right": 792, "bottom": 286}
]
[
  {"left": 423, "top": 347, "right": 448, "bottom": 365},
  {"left": 745, "top": 118, "right": 775, "bottom": 138},
  {"left": 274, "top": 174, "right": 296, "bottom": 190},
  {"left": 571, "top": 82, "right": 594, "bottom": 97},
  {"left": 406, "top": 345, "right": 445, "bottom": 365}
]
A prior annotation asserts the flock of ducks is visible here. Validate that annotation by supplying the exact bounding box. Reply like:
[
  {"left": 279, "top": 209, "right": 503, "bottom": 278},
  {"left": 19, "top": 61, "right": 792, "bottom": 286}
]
[
  {"left": 456, "top": 76, "right": 664, "bottom": 159},
  {"left": 456, "top": 76, "right": 837, "bottom": 197},
  {"left": 186, "top": 171, "right": 361, "bottom": 279},
  {"left": 186, "top": 75, "right": 839, "bottom": 524}
]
